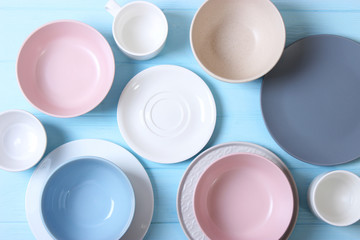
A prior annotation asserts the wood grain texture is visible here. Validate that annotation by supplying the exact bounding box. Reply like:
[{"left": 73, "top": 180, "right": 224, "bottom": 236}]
[{"left": 1, "top": 0, "right": 360, "bottom": 239}]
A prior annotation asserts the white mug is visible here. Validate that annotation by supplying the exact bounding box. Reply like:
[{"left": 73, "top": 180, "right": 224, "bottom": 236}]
[
  {"left": 308, "top": 170, "right": 360, "bottom": 226},
  {"left": 105, "top": 0, "right": 168, "bottom": 60}
]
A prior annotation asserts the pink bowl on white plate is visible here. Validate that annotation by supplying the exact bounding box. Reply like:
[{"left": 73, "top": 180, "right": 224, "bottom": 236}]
[
  {"left": 194, "top": 152, "right": 293, "bottom": 240},
  {"left": 17, "top": 20, "right": 115, "bottom": 118}
]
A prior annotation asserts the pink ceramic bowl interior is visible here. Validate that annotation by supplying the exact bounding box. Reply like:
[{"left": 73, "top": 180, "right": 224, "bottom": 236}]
[
  {"left": 194, "top": 153, "right": 293, "bottom": 240},
  {"left": 17, "top": 20, "right": 115, "bottom": 118}
]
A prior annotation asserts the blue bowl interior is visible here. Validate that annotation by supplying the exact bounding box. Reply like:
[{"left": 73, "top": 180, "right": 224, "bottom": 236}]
[{"left": 41, "top": 157, "right": 135, "bottom": 240}]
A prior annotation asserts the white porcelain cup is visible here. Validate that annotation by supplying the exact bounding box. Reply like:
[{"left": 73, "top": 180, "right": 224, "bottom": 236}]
[
  {"left": 105, "top": 0, "right": 168, "bottom": 60},
  {"left": 308, "top": 170, "right": 360, "bottom": 226}
]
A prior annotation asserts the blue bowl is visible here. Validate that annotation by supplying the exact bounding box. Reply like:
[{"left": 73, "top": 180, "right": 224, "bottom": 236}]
[{"left": 41, "top": 157, "right": 135, "bottom": 240}]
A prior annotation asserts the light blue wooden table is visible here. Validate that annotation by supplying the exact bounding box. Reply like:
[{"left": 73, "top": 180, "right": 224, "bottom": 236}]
[{"left": 1, "top": 0, "right": 360, "bottom": 239}]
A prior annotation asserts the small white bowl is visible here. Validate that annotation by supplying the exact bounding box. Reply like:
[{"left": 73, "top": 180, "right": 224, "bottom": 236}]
[
  {"left": 0, "top": 110, "right": 47, "bottom": 171},
  {"left": 105, "top": 0, "right": 168, "bottom": 60},
  {"left": 308, "top": 170, "right": 360, "bottom": 226}
]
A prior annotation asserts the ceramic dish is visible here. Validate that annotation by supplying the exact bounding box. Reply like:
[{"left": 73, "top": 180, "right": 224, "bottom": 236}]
[
  {"left": 17, "top": 20, "right": 115, "bottom": 118},
  {"left": 262, "top": 34, "right": 360, "bottom": 165},
  {"left": 190, "top": 0, "right": 285, "bottom": 83},
  {"left": 177, "top": 142, "right": 299, "bottom": 240},
  {"left": 105, "top": 0, "right": 168, "bottom": 60},
  {"left": 26, "top": 139, "right": 153, "bottom": 240},
  {"left": 117, "top": 65, "right": 216, "bottom": 163},
  {"left": 41, "top": 156, "right": 135, "bottom": 240},
  {"left": 0, "top": 109, "right": 47, "bottom": 171},
  {"left": 194, "top": 153, "right": 293, "bottom": 240},
  {"left": 308, "top": 170, "right": 360, "bottom": 226}
]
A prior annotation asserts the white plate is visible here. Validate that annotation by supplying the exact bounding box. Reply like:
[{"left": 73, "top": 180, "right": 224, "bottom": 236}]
[
  {"left": 117, "top": 65, "right": 216, "bottom": 163},
  {"left": 25, "top": 139, "right": 154, "bottom": 240},
  {"left": 177, "top": 142, "right": 299, "bottom": 240}
]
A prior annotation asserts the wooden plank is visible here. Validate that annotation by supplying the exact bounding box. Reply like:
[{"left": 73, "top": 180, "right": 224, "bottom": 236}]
[
  {"left": 0, "top": 9, "right": 195, "bottom": 63},
  {"left": 1, "top": 221, "right": 359, "bottom": 240},
  {"left": 290, "top": 224, "right": 360, "bottom": 240},
  {"left": 1, "top": 0, "right": 360, "bottom": 11},
  {"left": 0, "top": 170, "right": 32, "bottom": 222},
  {"left": 144, "top": 223, "right": 186, "bottom": 240},
  {"left": 2, "top": 9, "right": 360, "bottom": 61},
  {"left": 0, "top": 223, "right": 35, "bottom": 240}
]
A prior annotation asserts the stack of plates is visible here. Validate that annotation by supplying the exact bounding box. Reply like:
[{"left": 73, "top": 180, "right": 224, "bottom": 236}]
[{"left": 177, "top": 142, "right": 299, "bottom": 240}]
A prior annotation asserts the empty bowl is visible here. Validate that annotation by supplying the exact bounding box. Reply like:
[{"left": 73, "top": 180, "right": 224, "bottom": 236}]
[
  {"left": 194, "top": 153, "right": 293, "bottom": 240},
  {"left": 17, "top": 20, "right": 115, "bottom": 118},
  {"left": 308, "top": 170, "right": 360, "bottom": 226},
  {"left": 105, "top": 0, "right": 168, "bottom": 60},
  {"left": 41, "top": 157, "right": 135, "bottom": 240},
  {"left": 0, "top": 109, "right": 47, "bottom": 171},
  {"left": 190, "top": 0, "right": 285, "bottom": 83}
]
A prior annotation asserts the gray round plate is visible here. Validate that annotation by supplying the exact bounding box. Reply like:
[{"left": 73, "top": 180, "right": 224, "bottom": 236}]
[{"left": 262, "top": 35, "right": 360, "bottom": 165}]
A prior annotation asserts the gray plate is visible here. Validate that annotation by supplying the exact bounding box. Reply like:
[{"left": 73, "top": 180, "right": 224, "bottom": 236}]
[{"left": 262, "top": 34, "right": 360, "bottom": 165}]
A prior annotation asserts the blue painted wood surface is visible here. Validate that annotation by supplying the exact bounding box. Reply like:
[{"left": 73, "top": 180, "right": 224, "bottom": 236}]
[{"left": 1, "top": 0, "right": 360, "bottom": 239}]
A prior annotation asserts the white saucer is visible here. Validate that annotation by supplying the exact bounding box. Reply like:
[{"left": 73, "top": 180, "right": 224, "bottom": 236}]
[
  {"left": 25, "top": 139, "right": 154, "bottom": 240},
  {"left": 117, "top": 65, "right": 216, "bottom": 163},
  {"left": 177, "top": 142, "right": 299, "bottom": 240}
]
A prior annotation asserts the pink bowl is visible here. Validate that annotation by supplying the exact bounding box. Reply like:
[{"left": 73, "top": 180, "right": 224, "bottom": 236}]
[
  {"left": 17, "top": 20, "right": 115, "bottom": 118},
  {"left": 194, "top": 153, "right": 293, "bottom": 240}
]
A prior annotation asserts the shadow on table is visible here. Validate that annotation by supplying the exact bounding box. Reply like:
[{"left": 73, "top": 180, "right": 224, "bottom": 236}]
[
  {"left": 161, "top": 10, "right": 193, "bottom": 58},
  {"left": 90, "top": 59, "right": 139, "bottom": 115},
  {"left": 274, "top": 2, "right": 327, "bottom": 46},
  {"left": 41, "top": 121, "right": 66, "bottom": 156},
  {"left": 194, "top": 71, "right": 223, "bottom": 150}
]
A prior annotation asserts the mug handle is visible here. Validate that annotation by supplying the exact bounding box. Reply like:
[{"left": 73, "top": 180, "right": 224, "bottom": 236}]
[{"left": 105, "top": 0, "right": 121, "bottom": 17}]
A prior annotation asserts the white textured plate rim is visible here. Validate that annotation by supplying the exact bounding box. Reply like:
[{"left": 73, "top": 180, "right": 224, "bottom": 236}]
[
  {"left": 25, "top": 139, "right": 154, "bottom": 240},
  {"left": 176, "top": 141, "right": 299, "bottom": 240},
  {"left": 117, "top": 65, "right": 216, "bottom": 163}
]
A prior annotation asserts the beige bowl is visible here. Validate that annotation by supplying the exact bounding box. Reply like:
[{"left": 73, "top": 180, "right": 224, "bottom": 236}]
[{"left": 190, "top": 0, "right": 285, "bottom": 83}]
